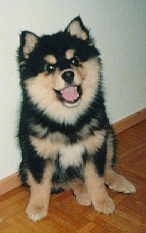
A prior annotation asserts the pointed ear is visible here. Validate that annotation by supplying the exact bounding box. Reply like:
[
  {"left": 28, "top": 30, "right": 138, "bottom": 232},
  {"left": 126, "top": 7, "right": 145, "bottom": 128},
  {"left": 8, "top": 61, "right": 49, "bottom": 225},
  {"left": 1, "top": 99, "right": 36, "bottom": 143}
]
[
  {"left": 19, "top": 31, "right": 39, "bottom": 59},
  {"left": 65, "top": 16, "right": 89, "bottom": 41}
]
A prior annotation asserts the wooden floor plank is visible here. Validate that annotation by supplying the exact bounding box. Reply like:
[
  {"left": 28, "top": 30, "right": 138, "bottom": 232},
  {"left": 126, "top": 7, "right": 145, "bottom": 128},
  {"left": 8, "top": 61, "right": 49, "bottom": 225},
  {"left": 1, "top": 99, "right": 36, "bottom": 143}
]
[{"left": 0, "top": 120, "right": 146, "bottom": 233}]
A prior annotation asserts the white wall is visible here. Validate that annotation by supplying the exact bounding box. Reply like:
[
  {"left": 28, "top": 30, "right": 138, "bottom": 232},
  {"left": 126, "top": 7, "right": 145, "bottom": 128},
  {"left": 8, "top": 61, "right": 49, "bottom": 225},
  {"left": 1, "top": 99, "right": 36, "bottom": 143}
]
[{"left": 0, "top": 0, "right": 146, "bottom": 179}]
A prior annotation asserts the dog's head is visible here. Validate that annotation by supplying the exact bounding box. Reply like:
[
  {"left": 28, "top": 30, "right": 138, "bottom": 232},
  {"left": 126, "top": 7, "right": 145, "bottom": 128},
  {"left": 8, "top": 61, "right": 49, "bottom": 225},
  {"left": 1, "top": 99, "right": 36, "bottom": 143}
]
[{"left": 18, "top": 17, "right": 101, "bottom": 124}]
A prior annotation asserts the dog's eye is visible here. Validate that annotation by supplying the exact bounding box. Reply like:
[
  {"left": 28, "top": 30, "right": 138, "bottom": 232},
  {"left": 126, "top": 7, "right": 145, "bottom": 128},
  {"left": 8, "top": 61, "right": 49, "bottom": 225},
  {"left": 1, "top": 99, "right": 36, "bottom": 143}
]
[
  {"left": 71, "top": 56, "right": 79, "bottom": 67},
  {"left": 44, "top": 64, "right": 56, "bottom": 73}
]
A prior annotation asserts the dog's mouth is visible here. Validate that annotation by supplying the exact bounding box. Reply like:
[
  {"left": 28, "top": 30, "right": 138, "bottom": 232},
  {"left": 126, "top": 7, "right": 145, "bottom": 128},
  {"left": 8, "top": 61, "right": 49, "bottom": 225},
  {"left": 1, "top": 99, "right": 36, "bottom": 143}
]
[{"left": 55, "top": 85, "right": 82, "bottom": 106}]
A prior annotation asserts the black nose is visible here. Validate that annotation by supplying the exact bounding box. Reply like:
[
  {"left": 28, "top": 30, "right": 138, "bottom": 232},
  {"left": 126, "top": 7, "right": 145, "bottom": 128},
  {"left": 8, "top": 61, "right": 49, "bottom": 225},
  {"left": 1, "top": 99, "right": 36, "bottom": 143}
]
[{"left": 62, "top": 71, "right": 74, "bottom": 84}]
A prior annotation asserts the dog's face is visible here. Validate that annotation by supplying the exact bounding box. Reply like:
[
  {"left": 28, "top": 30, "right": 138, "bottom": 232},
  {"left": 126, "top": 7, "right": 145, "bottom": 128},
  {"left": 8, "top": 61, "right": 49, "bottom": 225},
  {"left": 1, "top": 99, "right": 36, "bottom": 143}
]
[{"left": 19, "top": 17, "right": 101, "bottom": 124}]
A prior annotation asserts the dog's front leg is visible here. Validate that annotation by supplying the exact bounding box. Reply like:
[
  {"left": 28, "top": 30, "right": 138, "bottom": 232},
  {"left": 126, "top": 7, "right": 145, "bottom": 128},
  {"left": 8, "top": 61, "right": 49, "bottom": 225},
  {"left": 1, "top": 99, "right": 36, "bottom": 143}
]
[
  {"left": 84, "top": 162, "right": 115, "bottom": 214},
  {"left": 26, "top": 163, "right": 54, "bottom": 222}
]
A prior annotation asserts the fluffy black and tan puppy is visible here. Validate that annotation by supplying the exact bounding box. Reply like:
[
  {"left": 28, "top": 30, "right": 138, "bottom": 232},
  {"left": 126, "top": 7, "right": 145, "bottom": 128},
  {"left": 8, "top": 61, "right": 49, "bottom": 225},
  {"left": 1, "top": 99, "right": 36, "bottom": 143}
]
[{"left": 18, "top": 17, "right": 136, "bottom": 222}]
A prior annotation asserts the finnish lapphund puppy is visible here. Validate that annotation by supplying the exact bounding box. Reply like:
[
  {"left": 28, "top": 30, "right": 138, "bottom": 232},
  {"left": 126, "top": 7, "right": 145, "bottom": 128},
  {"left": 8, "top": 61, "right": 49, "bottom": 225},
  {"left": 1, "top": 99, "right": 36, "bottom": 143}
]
[{"left": 18, "top": 17, "right": 136, "bottom": 222}]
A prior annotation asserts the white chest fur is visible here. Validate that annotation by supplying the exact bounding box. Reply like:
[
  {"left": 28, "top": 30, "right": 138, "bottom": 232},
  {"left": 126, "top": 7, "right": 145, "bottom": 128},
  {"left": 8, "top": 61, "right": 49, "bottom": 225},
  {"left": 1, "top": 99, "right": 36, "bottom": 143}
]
[{"left": 59, "top": 143, "right": 85, "bottom": 168}]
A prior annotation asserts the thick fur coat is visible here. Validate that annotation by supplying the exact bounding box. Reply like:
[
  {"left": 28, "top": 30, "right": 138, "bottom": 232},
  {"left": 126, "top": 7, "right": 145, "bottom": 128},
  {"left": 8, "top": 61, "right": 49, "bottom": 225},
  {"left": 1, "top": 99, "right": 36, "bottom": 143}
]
[{"left": 18, "top": 17, "right": 136, "bottom": 222}]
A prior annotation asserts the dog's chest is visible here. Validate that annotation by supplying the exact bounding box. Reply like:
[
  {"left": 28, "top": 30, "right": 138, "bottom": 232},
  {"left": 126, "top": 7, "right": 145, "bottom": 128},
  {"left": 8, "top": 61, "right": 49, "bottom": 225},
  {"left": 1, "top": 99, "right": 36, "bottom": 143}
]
[
  {"left": 30, "top": 131, "right": 85, "bottom": 168},
  {"left": 59, "top": 143, "right": 85, "bottom": 168},
  {"left": 30, "top": 122, "right": 105, "bottom": 168}
]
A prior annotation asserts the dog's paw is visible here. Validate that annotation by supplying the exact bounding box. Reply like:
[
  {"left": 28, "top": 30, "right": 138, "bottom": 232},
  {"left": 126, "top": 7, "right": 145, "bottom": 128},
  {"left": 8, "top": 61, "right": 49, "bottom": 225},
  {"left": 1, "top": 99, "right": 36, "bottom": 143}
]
[
  {"left": 93, "top": 196, "right": 115, "bottom": 215},
  {"left": 26, "top": 203, "right": 48, "bottom": 222},
  {"left": 75, "top": 192, "right": 91, "bottom": 206},
  {"left": 107, "top": 175, "right": 136, "bottom": 194}
]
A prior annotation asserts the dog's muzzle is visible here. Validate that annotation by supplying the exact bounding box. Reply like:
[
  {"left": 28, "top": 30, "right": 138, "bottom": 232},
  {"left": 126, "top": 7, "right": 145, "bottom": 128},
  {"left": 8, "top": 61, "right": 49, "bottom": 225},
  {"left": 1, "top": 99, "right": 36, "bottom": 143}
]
[
  {"left": 61, "top": 70, "right": 74, "bottom": 84},
  {"left": 55, "top": 70, "right": 82, "bottom": 106}
]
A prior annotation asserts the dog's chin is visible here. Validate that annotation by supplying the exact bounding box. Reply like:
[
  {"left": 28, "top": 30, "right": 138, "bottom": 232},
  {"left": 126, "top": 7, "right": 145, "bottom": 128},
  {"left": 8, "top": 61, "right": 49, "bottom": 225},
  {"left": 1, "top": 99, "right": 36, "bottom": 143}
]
[
  {"left": 54, "top": 85, "right": 82, "bottom": 108},
  {"left": 63, "top": 99, "right": 81, "bottom": 108}
]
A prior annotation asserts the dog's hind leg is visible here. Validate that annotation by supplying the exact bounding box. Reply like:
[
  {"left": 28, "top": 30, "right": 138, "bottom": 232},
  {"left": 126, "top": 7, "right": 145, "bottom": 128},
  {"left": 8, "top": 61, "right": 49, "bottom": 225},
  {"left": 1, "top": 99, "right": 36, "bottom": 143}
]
[
  {"left": 105, "top": 169, "right": 136, "bottom": 193},
  {"left": 105, "top": 131, "right": 136, "bottom": 194}
]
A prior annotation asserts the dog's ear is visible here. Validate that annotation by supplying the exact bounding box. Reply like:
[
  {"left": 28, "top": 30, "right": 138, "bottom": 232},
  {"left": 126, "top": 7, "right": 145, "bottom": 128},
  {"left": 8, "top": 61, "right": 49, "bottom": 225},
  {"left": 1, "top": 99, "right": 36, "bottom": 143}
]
[
  {"left": 19, "top": 31, "right": 39, "bottom": 59},
  {"left": 65, "top": 16, "right": 89, "bottom": 41}
]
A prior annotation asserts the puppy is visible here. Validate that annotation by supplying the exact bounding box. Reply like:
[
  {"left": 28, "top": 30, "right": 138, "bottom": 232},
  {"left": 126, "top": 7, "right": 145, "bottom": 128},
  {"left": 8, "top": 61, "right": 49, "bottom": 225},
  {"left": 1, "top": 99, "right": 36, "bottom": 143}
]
[{"left": 18, "top": 17, "right": 136, "bottom": 222}]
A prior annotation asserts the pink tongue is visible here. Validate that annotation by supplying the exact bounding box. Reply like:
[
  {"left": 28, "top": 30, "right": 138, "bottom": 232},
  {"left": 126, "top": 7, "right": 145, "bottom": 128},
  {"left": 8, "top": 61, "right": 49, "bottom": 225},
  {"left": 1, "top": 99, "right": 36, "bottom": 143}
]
[{"left": 61, "top": 86, "right": 79, "bottom": 102}]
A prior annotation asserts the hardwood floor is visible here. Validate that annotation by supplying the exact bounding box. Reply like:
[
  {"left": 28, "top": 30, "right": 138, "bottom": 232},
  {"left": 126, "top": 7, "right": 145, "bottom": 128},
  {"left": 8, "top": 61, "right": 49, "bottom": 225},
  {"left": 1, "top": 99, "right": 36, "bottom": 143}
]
[{"left": 0, "top": 120, "right": 146, "bottom": 233}]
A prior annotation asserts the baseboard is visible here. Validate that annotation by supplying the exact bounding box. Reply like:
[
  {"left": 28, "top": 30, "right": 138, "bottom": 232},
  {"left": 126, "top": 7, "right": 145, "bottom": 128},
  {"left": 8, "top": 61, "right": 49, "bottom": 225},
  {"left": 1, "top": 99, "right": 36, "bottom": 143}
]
[
  {"left": 0, "top": 173, "right": 21, "bottom": 196},
  {"left": 0, "top": 108, "right": 146, "bottom": 196},
  {"left": 113, "top": 108, "right": 146, "bottom": 134}
]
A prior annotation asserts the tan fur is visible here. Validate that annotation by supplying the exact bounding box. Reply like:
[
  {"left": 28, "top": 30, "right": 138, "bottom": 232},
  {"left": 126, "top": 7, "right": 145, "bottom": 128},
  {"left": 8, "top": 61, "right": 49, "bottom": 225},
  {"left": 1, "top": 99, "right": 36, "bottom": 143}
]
[
  {"left": 23, "top": 33, "right": 38, "bottom": 59},
  {"left": 105, "top": 169, "right": 136, "bottom": 194},
  {"left": 30, "top": 132, "right": 68, "bottom": 159},
  {"left": 30, "top": 129, "right": 104, "bottom": 163},
  {"left": 67, "top": 21, "right": 88, "bottom": 40},
  {"left": 76, "top": 59, "right": 101, "bottom": 114},
  {"left": 44, "top": 54, "right": 57, "bottom": 64},
  {"left": 60, "top": 144, "right": 84, "bottom": 168},
  {"left": 68, "top": 179, "right": 91, "bottom": 206},
  {"left": 25, "top": 58, "right": 101, "bottom": 124},
  {"left": 26, "top": 164, "right": 54, "bottom": 221},
  {"left": 65, "top": 49, "right": 75, "bottom": 60},
  {"left": 84, "top": 162, "right": 115, "bottom": 214},
  {"left": 82, "top": 130, "right": 105, "bottom": 154}
]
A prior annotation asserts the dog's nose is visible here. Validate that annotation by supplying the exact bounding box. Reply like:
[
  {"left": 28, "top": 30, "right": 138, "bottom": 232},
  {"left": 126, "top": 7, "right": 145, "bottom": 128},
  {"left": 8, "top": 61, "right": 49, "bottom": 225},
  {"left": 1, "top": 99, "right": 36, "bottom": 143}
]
[{"left": 62, "top": 71, "right": 74, "bottom": 84}]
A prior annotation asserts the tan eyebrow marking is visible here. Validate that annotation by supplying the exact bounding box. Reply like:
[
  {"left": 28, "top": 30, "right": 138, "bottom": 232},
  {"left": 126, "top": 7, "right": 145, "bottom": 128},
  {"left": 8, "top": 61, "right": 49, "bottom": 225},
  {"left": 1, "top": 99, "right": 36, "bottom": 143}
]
[
  {"left": 44, "top": 55, "right": 57, "bottom": 64},
  {"left": 65, "top": 49, "right": 75, "bottom": 60}
]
